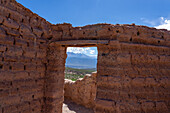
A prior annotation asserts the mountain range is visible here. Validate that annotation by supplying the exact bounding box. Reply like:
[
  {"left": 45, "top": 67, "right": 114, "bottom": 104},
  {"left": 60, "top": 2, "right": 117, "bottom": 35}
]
[{"left": 65, "top": 52, "right": 97, "bottom": 69}]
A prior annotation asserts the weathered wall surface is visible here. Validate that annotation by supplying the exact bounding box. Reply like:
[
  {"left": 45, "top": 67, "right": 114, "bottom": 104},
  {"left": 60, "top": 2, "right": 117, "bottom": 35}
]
[
  {"left": 64, "top": 72, "right": 97, "bottom": 109},
  {"left": 52, "top": 24, "right": 170, "bottom": 113},
  {"left": 45, "top": 45, "right": 66, "bottom": 113},
  {"left": 96, "top": 42, "right": 170, "bottom": 113},
  {"left": 0, "top": 0, "right": 52, "bottom": 112},
  {"left": 0, "top": 0, "right": 170, "bottom": 113},
  {"left": 94, "top": 27, "right": 170, "bottom": 113}
]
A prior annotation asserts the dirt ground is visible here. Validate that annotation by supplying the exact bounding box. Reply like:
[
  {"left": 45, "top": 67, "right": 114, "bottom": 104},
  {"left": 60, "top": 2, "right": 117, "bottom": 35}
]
[{"left": 62, "top": 99, "right": 94, "bottom": 113}]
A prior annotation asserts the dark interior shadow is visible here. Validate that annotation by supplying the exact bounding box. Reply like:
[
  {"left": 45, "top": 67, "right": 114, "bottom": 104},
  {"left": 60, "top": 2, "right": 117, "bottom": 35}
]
[{"left": 63, "top": 98, "right": 94, "bottom": 113}]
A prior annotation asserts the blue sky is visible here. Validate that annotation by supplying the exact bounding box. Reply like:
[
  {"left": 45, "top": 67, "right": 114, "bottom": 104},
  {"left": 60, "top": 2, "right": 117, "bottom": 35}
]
[
  {"left": 16, "top": 0, "right": 170, "bottom": 57},
  {"left": 67, "top": 47, "right": 98, "bottom": 58}
]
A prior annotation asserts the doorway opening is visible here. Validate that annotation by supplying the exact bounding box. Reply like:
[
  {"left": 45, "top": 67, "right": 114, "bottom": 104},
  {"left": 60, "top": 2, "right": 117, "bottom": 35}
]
[{"left": 63, "top": 47, "right": 98, "bottom": 112}]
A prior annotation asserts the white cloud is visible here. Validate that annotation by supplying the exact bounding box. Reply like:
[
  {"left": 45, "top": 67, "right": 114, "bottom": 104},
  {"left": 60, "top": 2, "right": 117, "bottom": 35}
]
[
  {"left": 67, "top": 47, "right": 97, "bottom": 56},
  {"left": 88, "top": 54, "right": 98, "bottom": 58},
  {"left": 141, "top": 17, "right": 170, "bottom": 30},
  {"left": 155, "top": 17, "right": 170, "bottom": 30},
  {"left": 67, "top": 47, "right": 85, "bottom": 54},
  {"left": 90, "top": 50, "right": 95, "bottom": 54}
]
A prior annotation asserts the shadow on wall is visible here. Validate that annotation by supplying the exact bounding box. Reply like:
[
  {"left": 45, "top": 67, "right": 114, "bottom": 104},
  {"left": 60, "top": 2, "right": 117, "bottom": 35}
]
[{"left": 64, "top": 72, "right": 97, "bottom": 109}]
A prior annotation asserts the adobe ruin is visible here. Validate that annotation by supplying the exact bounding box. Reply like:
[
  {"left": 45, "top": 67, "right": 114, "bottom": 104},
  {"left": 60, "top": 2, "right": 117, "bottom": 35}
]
[{"left": 0, "top": 0, "right": 170, "bottom": 113}]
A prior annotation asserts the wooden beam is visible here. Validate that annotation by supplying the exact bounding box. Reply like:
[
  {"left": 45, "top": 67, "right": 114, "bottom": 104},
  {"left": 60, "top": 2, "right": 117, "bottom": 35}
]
[{"left": 50, "top": 40, "right": 109, "bottom": 46}]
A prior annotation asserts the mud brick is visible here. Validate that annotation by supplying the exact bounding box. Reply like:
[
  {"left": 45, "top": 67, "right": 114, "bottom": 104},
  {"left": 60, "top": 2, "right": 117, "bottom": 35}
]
[
  {"left": 25, "top": 63, "right": 36, "bottom": 71},
  {"left": 19, "top": 24, "right": 32, "bottom": 35},
  {"left": 6, "top": 46, "right": 23, "bottom": 56},
  {"left": 3, "top": 105, "right": 18, "bottom": 113},
  {"left": 45, "top": 89, "right": 63, "bottom": 98},
  {"left": 145, "top": 77, "right": 157, "bottom": 86},
  {"left": 12, "top": 79, "right": 35, "bottom": 88},
  {"left": 117, "top": 34, "right": 132, "bottom": 42},
  {"left": 28, "top": 71, "right": 40, "bottom": 79},
  {"left": 36, "top": 50, "right": 46, "bottom": 58},
  {"left": 20, "top": 92, "right": 35, "bottom": 102},
  {"left": 1, "top": 95, "right": 20, "bottom": 106},
  {"left": 52, "top": 30, "right": 62, "bottom": 40},
  {"left": 14, "top": 71, "right": 29, "bottom": 80},
  {"left": 0, "top": 6, "right": 9, "bottom": 17},
  {"left": 0, "top": 44, "right": 6, "bottom": 52},
  {"left": 4, "top": 36, "right": 14, "bottom": 45},
  {"left": 32, "top": 91, "right": 44, "bottom": 100},
  {"left": 7, "top": 46, "right": 23, "bottom": 56},
  {"left": 18, "top": 56, "right": 32, "bottom": 63},
  {"left": 3, "top": 18, "right": 19, "bottom": 29},
  {"left": 38, "top": 72, "right": 44, "bottom": 78},
  {"left": 30, "top": 17, "right": 40, "bottom": 27},
  {"left": 10, "top": 62, "right": 24, "bottom": 71},
  {"left": 0, "top": 35, "right": 6, "bottom": 42},
  {"left": 0, "top": 89, "right": 9, "bottom": 99},
  {"left": 95, "top": 99, "right": 114, "bottom": 110},
  {"left": 45, "top": 83, "right": 62, "bottom": 92},
  {"left": 9, "top": 9, "right": 24, "bottom": 23},
  {"left": 142, "top": 101, "right": 155, "bottom": 112},
  {"left": 0, "top": 55, "right": 2, "bottom": 61},
  {"left": 0, "top": 81, "right": 12, "bottom": 90},
  {"left": 6, "top": 28, "right": 20, "bottom": 36},
  {"left": 23, "top": 48, "right": 36, "bottom": 58},
  {"left": 0, "top": 15, "right": 5, "bottom": 23},
  {"left": 131, "top": 77, "right": 145, "bottom": 86},
  {"left": 156, "top": 102, "right": 168, "bottom": 112},
  {"left": 36, "top": 65, "right": 45, "bottom": 72},
  {"left": 16, "top": 102, "right": 30, "bottom": 112},
  {"left": 15, "top": 38, "right": 27, "bottom": 47},
  {"left": 4, "top": 55, "right": 18, "bottom": 62},
  {"left": 36, "top": 78, "right": 44, "bottom": 85},
  {"left": 10, "top": 88, "right": 20, "bottom": 96},
  {"left": 39, "top": 43, "right": 48, "bottom": 49},
  {"left": 22, "top": 108, "right": 32, "bottom": 113},
  {"left": 0, "top": 71, "right": 14, "bottom": 81},
  {"left": 29, "top": 100, "right": 42, "bottom": 108},
  {"left": 33, "top": 28, "right": 43, "bottom": 37},
  {"left": 0, "top": 62, "right": 10, "bottom": 71},
  {"left": 159, "top": 77, "right": 169, "bottom": 86},
  {"left": 27, "top": 40, "right": 39, "bottom": 49}
]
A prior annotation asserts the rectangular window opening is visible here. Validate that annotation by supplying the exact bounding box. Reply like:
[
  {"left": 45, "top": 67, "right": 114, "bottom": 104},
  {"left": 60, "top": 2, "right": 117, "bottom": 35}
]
[{"left": 65, "top": 47, "right": 98, "bottom": 81}]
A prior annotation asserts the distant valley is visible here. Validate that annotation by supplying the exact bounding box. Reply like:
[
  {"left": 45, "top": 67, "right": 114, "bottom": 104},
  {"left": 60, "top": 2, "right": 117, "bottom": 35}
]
[{"left": 65, "top": 52, "right": 97, "bottom": 69}]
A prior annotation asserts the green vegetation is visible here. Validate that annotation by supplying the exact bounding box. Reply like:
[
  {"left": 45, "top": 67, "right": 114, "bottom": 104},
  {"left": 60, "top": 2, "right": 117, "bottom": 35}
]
[
  {"left": 65, "top": 74, "right": 84, "bottom": 81},
  {"left": 65, "top": 67, "right": 96, "bottom": 81}
]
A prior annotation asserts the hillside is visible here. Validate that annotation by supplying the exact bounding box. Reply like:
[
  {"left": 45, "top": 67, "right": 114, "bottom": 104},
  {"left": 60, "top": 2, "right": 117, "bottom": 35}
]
[
  {"left": 65, "top": 67, "right": 96, "bottom": 81},
  {"left": 66, "top": 52, "right": 97, "bottom": 69}
]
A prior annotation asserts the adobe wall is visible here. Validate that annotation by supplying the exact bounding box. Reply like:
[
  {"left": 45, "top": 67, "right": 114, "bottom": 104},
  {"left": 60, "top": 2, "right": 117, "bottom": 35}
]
[
  {"left": 64, "top": 72, "right": 97, "bottom": 109},
  {"left": 0, "top": 0, "right": 170, "bottom": 113},
  {"left": 0, "top": 0, "right": 52, "bottom": 112},
  {"left": 51, "top": 23, "right": 170, "bottom": 113},
  {"left": 45, "top": 45, "right": 66, "bottom": 113}
]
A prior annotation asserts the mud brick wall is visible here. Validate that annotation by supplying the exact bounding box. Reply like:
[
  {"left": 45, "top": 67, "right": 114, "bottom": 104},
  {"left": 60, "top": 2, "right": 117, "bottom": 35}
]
[
  {"left": 0, "top": 0, "right": 51, "bottom": 112},
  {"left": 96, "top": 42, "right": 170, "bottom": 113},
  {"left": 45, "top": 45, "right": 66, "bottom": 113},
  {"left": 0, "top": 0, "right": 170, "bottom": 113},
  {"left": 52, "top": 24, "right": 170, "bottom": 113},
  {"left": 64, "top": 72, "right": 97, "bottom": 109}
]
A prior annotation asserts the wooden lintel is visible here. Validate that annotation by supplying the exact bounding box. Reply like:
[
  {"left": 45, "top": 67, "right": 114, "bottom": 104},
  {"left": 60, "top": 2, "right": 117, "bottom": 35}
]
[{"left": 51, "top": 40, "right": 109, "bottom": 46}]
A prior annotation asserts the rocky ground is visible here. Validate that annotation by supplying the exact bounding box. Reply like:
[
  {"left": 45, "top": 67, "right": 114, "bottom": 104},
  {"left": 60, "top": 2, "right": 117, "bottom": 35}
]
[{"left": 62, "top": 99, "right": 94, "bottom": 113}]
